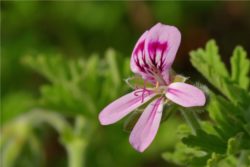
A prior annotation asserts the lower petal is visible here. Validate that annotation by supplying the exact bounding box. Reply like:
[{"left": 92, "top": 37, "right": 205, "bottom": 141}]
[
  {"left": 99, "top": 89, "right": 156, "bottom": 125},
  {"left": 165, "top": 82, "right": 206, "bottom": 107},
  {"left": 129, "top": 97, "right": 164, "bottom": 152}
]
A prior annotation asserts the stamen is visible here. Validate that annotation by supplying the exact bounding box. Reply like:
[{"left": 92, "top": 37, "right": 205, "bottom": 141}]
[
  {"left": 141, "top": 80, "right": 147, "bottom": 103},
  {"left": 156, "top": 81, "right": 159, "bottom": 89}
]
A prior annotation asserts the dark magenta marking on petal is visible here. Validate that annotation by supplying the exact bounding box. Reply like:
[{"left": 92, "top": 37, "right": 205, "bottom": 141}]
[
  {"left": 147, "top": 41, "right": 168, "bottom": 71},
  {"left": 133, "top": 40, "right": 169, "bottom": 84},
  {"left": 133, "top": 41, "right": 147, "bottom": 73},
  {"left": 134, "top": 41, "right": 145, "bottom": 55}
]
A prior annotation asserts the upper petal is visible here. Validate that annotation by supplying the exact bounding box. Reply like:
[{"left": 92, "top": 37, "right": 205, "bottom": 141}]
[
  {"left": 131, "top": 31, "right": 148, "bottom": 74},
  {"left": 99, "top": 89, "right": 156, "bottom": 125},
  {"left": 131, "top": 23, "right": 181, "bottom": 84},
  {"left": 129, "top": 97, "right": 164, "bottom": 152},
  {"left": 165, "top": 82, "right": 206, "bottom": 107},
  {"left": 145, "top": 23, "right": 181, "bottom": 72}
]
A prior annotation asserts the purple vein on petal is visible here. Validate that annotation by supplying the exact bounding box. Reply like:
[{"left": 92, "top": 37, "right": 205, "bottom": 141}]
[{"left": 129, "top": 97, "right": 164, "bottom": 152}]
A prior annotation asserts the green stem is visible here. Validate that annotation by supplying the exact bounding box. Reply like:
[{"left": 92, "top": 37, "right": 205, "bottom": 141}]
[
  {"left": 1, "top": 110, "right": 91, "bottom": 167},
  {"left": 64, "top": 116, "right": 89, "bottom": 167},
  {"left": 238, "top": 150, "right": 250, "bottom": 167},
  {"left": 180, "top": 109, "right": 201, "bottom": 135},
  {"left": 66, "top": 138, "right": 87, "bottom": 167}
]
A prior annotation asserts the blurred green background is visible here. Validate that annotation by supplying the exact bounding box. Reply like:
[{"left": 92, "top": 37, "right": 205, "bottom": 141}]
[{"left": 1, "top": 1, "right": 250, "bottom": 167}]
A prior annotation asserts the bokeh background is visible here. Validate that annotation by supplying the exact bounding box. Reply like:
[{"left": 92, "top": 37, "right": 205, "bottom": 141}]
[{"left": 1, "top": 1, "right": 250, "bottom": 167}]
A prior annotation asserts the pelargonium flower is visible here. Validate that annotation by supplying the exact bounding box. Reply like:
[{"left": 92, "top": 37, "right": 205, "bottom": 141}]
[{"left": 99, "top": 23, "right": 206, "bottom": 152}]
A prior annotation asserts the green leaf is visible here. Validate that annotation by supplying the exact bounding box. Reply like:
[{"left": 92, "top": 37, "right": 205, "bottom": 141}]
[
  {"left": 190, "top": 40, "right": 250, "bottom": 108},
  {"left": 190, "top": 40, "right": 229, "bottom": 78},
  {"left": 22, "top": 50, "right": 131, "bottom": 118},
  {"left": 169, "top": 40, "right": 250, "bottom": 167},
  {"left": 206, "top": 92, "right": 244, "bottom": 139},
  {"left": 182, "top": 130, "right": 226, "bottom": 154},
  {"left": 22, "top": 54, "right": 70, "bottom": 83},
  {"left": 39, "top": 84, "right": 96, "bottom": 118},
  {"left": 162, "top": 142, "right": 208, "bottom": 167},
  {"left": 230, "top": 46, "right": 250, "bottom": 90}
]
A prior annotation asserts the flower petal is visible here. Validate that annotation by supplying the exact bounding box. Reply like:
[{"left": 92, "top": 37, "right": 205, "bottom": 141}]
[
  {"left": 129, "top": 97, "right": 164, "bottom": 152},
  {"left": 165, "top": 82, "right": 206, "bottom": 107},
  {"left": 131, "top": 31, "right": 148, "bottom": 74},
  {"left": 145, "top": 23, "right": 181, "bottom": 83},
  {"left": 145, "top": 23, "right": 181, "bottom": 71},
  {"left": 131, "top": 23, "right": 181, "bottom": 84},
  {"left": 99, "top": 89, "right": 156, "bottom": 125}
]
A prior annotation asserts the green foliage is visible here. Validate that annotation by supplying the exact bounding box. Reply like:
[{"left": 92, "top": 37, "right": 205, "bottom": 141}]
[
  {"left": 2, "top": 47, "right": 183, "bottom": 167},
  {"left": 231, "top": 46, "right": 250, "bottom": 90},
  {"left": 22, "top": 49, "right": 130, "bottom": 118},
  {"left": 190, "top": 40, "right": 250, "bottom": 108},
  {"left": 1, "top": 92, "right": 35, "bottom": 124},
  {"left": 163, "top": 40, "right": 250, "bottom": 167},
  {"left": 2, "top": 1, "right": 250, "bottom": 167}
]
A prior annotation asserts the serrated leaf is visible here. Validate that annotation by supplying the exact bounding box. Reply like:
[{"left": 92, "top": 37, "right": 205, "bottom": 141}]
[
  {"left": 40, "top": 83, "right": 96, "bottom": 118},
  {"left": 23, "top": 50, "right": 131, "bottom": 118},
  {"left": 190, "top": 40, "right": 250, "bottom": 108},
  {"left": 22, "top": 54, "right": 70, "bottom": 83},
  {"left": 162, "top": 142, "right": 208, "bottom": 167},
  {"left": 206, "top": 92, "right": 244, "bottom": 139},
  {"left": 182, "top": 130, "right": 226, "bottom": 154},
  {"left": 231, "top": 46, "right": 250, "bottom": 90},
  {"left": 190, "top": 40, "right": 229, "bottom": 78}
]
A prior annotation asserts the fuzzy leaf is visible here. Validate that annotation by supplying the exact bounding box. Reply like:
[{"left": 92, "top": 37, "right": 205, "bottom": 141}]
[
  {"left": 190, "top": 40, "right": 250, "bottom": 108},
  {"left": 190, "top": 40, "right": 229, "bottom": 78},
  {"left": 182, "top": 130, "right": 226, "bottom": 154},
  {"left": 230, "top": 46, "right": 250, "bottom": 90},
  {"left": 206, "top": 92, "right": 244, "bottom": 139},
  {"left": 23, "top": 50, "right": 130, "bottom": 118},
  {"left": 162, "top": 142, "right": 208, "bottom": 167}
]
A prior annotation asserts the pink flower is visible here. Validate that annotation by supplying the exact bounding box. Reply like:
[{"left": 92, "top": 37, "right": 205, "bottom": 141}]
[{"left": 99, "top": 23, "right": 206, "bottom": 152}]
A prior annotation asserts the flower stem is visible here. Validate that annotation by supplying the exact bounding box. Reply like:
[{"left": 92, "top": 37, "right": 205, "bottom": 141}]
[
  {"left": 180, "top": 109, "right": 201, "bottom": 135},
  {"left": 66, "top": 138, "right": 87, "bottom": 167},
  {"left": 64, "top": 116, "right": 90, "bottom": 167}
]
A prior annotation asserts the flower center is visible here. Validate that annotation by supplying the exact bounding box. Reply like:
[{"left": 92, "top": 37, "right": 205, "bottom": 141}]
[
  {"left": 151, "top": 68, "right": 166, "bottom": 85},
  {"left": 153, "top": 81, "right": 167, "bottom": 94}
]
